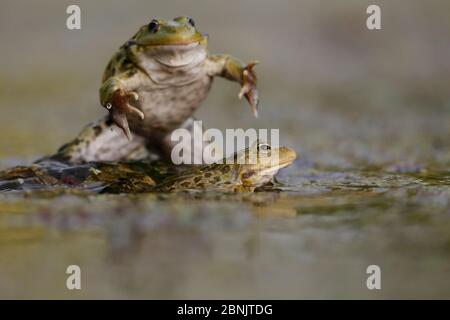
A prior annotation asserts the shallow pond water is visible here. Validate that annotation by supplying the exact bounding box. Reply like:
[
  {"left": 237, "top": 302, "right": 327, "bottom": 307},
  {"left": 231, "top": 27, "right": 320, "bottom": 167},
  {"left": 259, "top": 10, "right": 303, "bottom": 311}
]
[
  {"left": 0, "top": 0, "right": 449, "bottom": 299},
  {"left": 0, "top": 166, "right": 449, "bottom": 298}
]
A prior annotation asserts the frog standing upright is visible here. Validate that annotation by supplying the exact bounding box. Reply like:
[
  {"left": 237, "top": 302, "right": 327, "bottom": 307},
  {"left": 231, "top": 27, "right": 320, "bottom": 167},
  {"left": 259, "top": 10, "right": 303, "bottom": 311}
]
[{"left": 52, "top": 16, "right": 259, "bottom": 163}]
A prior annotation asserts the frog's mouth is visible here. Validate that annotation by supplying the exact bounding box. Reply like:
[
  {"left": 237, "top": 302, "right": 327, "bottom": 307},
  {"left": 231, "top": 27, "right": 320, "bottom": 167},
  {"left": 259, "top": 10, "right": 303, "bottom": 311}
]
[
  {"left": 256, "top": 161, "right": 293, "bottom": 177},
  {"left": 136, "top": 33, "right": 208, "bottom": 47},
  {"left": 255, "top": 149, "right": 297, "bottom": 177},
  {"left": 153, "top": 41, "right": 203, "bottom": 50},
  {"left": 146, "top": 41, "right": 208, "bottom": 68}
]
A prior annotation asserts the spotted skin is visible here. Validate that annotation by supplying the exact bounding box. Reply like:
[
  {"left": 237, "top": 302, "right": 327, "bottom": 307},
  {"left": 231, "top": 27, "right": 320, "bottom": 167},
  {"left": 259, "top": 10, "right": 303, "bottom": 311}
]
[
  {"left": 47, "top": 118, "right": 150, "bottom": 163},
  {"left": 1, "top": 142, "right": 296, "bottom": 194},
  {"left": 150, "top": 142, "right": 297, "bottom": 193},
  {"left": 53, "top": 17, "right": 259, "bottom": 164}
]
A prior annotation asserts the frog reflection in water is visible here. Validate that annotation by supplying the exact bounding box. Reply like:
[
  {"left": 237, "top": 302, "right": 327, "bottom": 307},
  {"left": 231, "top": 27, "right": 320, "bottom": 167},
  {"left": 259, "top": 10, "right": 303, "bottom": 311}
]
[
  {"left": 51, "top": 16, "right": 259, "bottom": 164},
  {"left": 0, "top": 142, "right": 296, "bottom": 193}
]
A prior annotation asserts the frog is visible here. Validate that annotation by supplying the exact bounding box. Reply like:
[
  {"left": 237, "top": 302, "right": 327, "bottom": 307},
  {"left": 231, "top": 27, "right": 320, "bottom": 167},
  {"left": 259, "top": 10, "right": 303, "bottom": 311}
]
[
  {"left": 50, "top": 16, "right": 259, "bottom": 164},
  {"left": 0, "top": 142, "right": 296, "bottom": 194},
  {"left": 149, "top": 141, "right": 297, "bottom": 193}
]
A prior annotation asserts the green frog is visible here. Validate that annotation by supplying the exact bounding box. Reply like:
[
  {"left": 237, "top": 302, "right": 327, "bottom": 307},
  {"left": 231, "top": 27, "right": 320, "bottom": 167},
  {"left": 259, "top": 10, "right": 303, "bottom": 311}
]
[
  {"left": 1, "top": 142, "right": 296, "bottom": 194},
  {"left": 51, "top": 16, "right": 259, "bottom": 164}
]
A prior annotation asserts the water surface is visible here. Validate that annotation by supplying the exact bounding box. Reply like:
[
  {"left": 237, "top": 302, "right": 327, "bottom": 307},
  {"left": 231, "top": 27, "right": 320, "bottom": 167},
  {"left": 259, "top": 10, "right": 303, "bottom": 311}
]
[{"left": 0, "top": 0, "right": 449, "bottom": 298}]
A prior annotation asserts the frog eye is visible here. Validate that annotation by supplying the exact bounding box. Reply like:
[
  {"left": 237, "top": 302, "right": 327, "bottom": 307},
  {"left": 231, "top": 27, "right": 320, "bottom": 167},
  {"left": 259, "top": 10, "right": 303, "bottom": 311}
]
[
  {"left": 148, "top": 20, "right": 160, "bottom": 33},
  {"left": 257, "top": 143, "right": 271, "bottom": 152},
  {"left": 187, "top": 17, "right": 195, "bottom": 27}
]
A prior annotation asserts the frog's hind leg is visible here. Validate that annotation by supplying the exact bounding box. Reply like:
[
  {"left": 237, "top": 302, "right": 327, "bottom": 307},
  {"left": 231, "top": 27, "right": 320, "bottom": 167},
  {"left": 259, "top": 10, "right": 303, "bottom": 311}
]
[{"left": 44, "top": 117, "right": 151, "bottom": 164}]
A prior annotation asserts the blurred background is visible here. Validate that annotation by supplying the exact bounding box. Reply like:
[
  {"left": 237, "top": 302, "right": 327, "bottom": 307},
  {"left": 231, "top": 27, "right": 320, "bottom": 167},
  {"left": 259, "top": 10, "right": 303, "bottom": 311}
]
[
  {"left": 0, "top": 0, "right": 449, "bottom": 299},
  {"left": 1, "top": 0, "right": 448, "bottom": 169}
]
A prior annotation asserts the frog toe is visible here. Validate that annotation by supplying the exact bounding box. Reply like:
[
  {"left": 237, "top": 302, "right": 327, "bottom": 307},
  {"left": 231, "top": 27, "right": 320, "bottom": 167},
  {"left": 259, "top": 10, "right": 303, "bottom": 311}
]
[
  {"left": 127, "top": 91, "right": 139, "bottom": 101},
  {"left": 239, "top": 62, "right": 259, "bottom": 117},
  {"left": 111, "top": 111, "right": 133, "bottom": 141},
  {"left": 127, "top": 104, "right": 145, "bottom": 120}
]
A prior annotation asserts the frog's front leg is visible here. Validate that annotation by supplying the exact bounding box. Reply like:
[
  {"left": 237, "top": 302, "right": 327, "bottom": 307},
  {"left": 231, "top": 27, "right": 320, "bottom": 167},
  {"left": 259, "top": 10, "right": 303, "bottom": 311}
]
[
  {"left": 100, "top": 69, "right": 149, "bottom": 140},
  {"left": 205, "top": 54, "right": 259, "bottom": 117}
]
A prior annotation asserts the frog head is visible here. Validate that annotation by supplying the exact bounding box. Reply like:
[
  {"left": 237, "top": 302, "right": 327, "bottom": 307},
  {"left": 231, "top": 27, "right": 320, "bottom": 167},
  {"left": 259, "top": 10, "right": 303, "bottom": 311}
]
[
  {"left": 132, "top": 16, "right": 207, "bottom": 47},
  {"left": 126, "top": 17, "right": 208, "bottom": 70},
  {"left": 215, "top": 141, "right": 296, "bottom": 189},
  {"left": 237, "top": 141, "right": 297, "bottom": 187}
]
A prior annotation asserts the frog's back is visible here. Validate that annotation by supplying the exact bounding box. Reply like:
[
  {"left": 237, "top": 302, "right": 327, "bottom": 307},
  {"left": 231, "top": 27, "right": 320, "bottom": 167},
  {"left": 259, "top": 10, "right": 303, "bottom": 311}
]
[{"left": 0, "top": 160, "right": 174, "bottom": 193}]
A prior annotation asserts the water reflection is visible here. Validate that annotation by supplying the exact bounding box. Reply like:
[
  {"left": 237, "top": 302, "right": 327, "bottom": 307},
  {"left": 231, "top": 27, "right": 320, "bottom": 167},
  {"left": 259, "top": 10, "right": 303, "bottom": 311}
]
[{"left": 0, "top": 167, "right": 448, "bottom": 298}]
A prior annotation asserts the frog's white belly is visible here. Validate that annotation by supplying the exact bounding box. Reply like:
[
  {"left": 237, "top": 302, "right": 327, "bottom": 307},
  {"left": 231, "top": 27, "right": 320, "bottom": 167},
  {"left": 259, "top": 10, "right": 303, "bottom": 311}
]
[{"left": 129, "top": 74, "right": 212, "bottom": 138}]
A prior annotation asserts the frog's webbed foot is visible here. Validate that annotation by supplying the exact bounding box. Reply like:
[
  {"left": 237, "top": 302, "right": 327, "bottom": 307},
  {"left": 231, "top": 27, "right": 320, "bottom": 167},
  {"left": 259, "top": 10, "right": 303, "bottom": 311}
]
[
  {"left": 238, "top": 61, "right": 259, "bottom": 118},
  {"left": 106, "top": 90, "right": 144, "bottom": 140}
]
